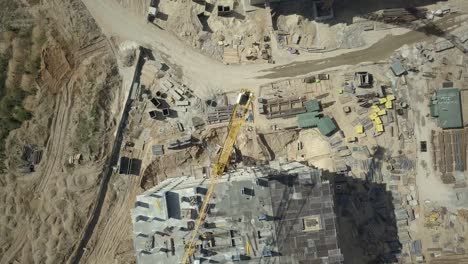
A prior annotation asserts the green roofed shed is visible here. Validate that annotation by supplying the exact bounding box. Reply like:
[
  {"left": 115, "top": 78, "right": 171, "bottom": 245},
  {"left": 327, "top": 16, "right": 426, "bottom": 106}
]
[
  {"left": 298, "top": 118, "right": 320, "bottom": 128},
  {"left": 317, "top": 117, "right": 336, "bottom": 136},
  {"left": 304, "top": 99, "right": 321, "bottom": 112},
  {"left": 436, "top": 88, "right": 463, "bottom": 129},
  {"left": 297, "top": 112, "right": 320, "bottom": 128},
  {"left": 390, "top": 60, "right": 407, "bottom": 76},
  {"left": 297, "top": 112, "right": 320, "bottom": 120}
]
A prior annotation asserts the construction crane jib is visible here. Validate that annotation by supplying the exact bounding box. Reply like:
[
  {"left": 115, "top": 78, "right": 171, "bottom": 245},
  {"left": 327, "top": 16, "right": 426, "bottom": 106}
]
[{"left": 181, "top": 90, "right": 253, "bottom": 264}]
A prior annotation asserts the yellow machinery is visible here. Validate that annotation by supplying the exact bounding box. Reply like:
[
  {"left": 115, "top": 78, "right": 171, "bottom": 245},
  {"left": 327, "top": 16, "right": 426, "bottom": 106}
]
[{"left": 181, "top": 90, "right": 253, "bottom": 264}]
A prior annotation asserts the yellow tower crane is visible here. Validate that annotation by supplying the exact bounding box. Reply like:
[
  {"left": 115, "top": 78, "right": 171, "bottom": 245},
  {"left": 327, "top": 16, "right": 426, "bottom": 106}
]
[{"left": 181, "top": 90, "right": 253, "bottom": 264}]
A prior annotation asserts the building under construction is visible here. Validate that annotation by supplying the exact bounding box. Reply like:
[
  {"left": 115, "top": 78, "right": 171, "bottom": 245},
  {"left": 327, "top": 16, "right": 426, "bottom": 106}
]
[{"left": 131, "top": 162, "right": 343, "bottom": 264}]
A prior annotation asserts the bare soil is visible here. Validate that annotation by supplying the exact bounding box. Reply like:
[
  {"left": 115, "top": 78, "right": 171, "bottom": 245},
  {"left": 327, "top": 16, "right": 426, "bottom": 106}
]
[{"left": 0, "top": 1, "right": 122, "bottom": 263}]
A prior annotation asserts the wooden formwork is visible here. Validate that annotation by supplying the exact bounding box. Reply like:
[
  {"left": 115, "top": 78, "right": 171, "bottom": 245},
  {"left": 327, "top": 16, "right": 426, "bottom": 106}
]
[
  {"left": 432, "top": 128, "right": 468, "bottom": 175},
  {"left": 265, "top": 96, "right": 307, "bottom": 119}
]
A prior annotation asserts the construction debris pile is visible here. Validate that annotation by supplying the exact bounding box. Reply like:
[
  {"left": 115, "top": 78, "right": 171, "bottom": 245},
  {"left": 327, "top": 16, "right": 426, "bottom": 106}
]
[
  {"left": 117, "top": 50, "right": 209, "bottom": 179},
  {"left": 147, "top": 0, "right": 272, "bottom": 63}
]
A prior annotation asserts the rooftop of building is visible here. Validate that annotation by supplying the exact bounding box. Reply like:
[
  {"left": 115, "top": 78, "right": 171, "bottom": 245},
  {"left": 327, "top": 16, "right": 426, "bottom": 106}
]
[
  {"left": 390, "top": 60, "right": 407, "bottom": 76},
  {"left": 432, "top": 87, "right": 463, "bottom": 129},
  {"left": 130, "top": 162, "right": 343, "bottom": 264},
  {"left": 297, "top": 99, "right": 337, "bottom": 136},
  {"left": 317, "top": 116, "right": 337, "bottom": 136},
  {"left": 304, "top": 99, "right": 321, "bottom": 112}
]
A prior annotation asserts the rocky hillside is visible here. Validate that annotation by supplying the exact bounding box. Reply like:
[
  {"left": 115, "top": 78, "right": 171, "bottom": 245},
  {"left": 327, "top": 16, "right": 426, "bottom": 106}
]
[{"left": 0, "top": 0, "right": 122, "bottom": 263}]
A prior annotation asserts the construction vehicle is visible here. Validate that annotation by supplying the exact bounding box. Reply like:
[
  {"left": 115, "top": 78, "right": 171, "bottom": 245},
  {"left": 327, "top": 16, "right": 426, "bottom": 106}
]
[{"left": 181, "top": 90, "right": 253, "bottom": 264}]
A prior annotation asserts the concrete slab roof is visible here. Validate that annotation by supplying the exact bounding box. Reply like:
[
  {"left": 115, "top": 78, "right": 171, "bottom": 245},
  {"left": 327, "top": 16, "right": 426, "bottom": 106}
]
[
  {"left": 270, "top": 171, "right": 343, "bottom": 263},
  {"left": 130, "top": 163, "right": 343, "bottom": 264}
]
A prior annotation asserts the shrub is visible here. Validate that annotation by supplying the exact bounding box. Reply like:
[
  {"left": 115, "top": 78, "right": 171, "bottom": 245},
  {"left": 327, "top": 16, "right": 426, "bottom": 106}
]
[{"left": 13, "top": 106, "right": 32, "bottom": 122}]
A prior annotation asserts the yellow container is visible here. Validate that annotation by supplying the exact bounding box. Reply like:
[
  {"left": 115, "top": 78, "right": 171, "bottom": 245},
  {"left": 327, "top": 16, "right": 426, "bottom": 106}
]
[
  {"left": 355, "top": 125, "right": 364, "bottom": 134},
  {"left": 369, "top": 112, "right": 378, "bottom": 120},
  {"left": 385, "top": 100, "right": 393, "bottom": 109},
  {"left": 376, "top": 124, "right": 384, "bottom": 132},
  {"left": 374, "top": 117, "right": 382, "bottom": 125}
]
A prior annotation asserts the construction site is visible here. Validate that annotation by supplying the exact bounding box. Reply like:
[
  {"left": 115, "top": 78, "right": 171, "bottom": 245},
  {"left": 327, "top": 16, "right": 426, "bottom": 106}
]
[
  {"left": 132, "top": 162, "right": 344, "bottom": 263},
  {"left": 2, "top": 0, "right": 468, "bottom": 264}
]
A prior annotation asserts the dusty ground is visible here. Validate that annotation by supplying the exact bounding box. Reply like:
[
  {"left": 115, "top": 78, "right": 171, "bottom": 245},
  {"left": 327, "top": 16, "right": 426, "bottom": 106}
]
[
  {"left": 262, "top": 13, "right": 468, "bottom": 78},
  {"left": 1, "top": 0, "right": 468, "bottom": 264},
  {"left": 81, "top": 0, "right": 468, "bottom": 98},
  {"left": 0, "top": 0, "right": 122, "bottom": 263},
  {"left": 290, "top": 129, "right": 334, "bottom": 171}
]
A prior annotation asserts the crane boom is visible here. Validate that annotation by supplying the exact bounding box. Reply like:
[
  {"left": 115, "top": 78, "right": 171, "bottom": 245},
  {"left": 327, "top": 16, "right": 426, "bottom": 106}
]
[{"left": 181, "top": 90, "right": 253, "bottom": 264}]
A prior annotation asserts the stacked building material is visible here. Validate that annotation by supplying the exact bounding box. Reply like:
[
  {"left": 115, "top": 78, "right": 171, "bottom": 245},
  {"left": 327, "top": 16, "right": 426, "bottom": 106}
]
[
  {"left": 167, "top": 135, "right": 192, "bottom": 150},
  {"left": 265, "top": 96, "right": 307, "bottom": 119},
  {"left": 432, "top": 128, "right": 468, "bottom": 178},
  {"left": 207, "top": 105, "right": 234, "bottom": 124}
]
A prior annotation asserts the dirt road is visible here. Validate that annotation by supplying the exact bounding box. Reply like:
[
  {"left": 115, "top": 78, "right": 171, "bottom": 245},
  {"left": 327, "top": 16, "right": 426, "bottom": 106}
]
[
  {"left": 260, "top": 14, "right": 467, "bottom": 79},
  {"left": 81, "top": 0, "right": 273, "bottom": 97},
  {"left": 82, "top": 0, "right": 467, "bottom": 95}
]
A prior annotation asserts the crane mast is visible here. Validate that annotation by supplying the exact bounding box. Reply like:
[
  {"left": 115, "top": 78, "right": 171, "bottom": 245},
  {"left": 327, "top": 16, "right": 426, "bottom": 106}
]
[{"left": 181, "top": 90, "right": 253, "bottom": 264}]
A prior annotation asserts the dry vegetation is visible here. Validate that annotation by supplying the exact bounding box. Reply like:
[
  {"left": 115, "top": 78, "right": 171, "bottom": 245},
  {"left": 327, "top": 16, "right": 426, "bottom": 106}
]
[
  {"left": 0, "top": 0, "right": 122, "bottom": 263},
  {"left": 0, "top": 0, "right": 42, "bottom": 171}
]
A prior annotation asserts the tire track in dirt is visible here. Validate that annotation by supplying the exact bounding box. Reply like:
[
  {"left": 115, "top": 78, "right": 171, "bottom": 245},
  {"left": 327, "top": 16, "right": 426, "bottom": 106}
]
[
  {"left": 0, "top": 58, "right": 75, "bottom": 264},
  {"left": 37, "top": 80, "right": 73, "bottom": 192},
  {"left": 1, "top": 43, "right": 112, "bottom": 263},
  {"left": 68, "top": 49, "right": 145, "bottom": 264},
  {"left": 37, "top": 39, "right": 110, "bottom": 192},
  {"left": 75, "top": 36, "right": 110, "bottom": 61},
  {"left": 84, "top": 177, "right": 140, "bottom": 263},
  {"left": 0, "top": 231, "right": 27, "bottom": 264}
]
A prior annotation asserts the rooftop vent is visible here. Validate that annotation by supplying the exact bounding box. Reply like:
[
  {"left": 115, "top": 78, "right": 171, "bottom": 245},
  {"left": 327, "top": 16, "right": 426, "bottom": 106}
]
[
  {"left": 292, "top": 192, "right": 303, "bottom": 200},
  {"left": 241, "top": 187, "right": 255, "bottom": 196},
  {"left": 303, "top": 216, "right": 321, "bottom": 231}
]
